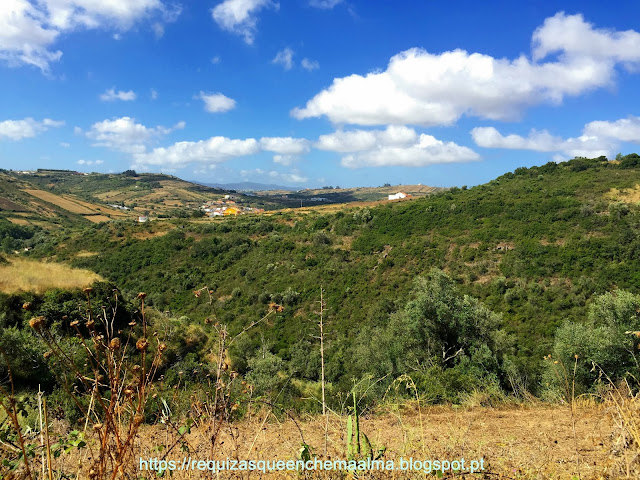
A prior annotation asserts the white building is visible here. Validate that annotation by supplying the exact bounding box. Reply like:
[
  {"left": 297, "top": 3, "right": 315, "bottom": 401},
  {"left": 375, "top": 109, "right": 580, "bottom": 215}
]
[{"left": 388, "top": 192, "right": 409, "bottom": 200}]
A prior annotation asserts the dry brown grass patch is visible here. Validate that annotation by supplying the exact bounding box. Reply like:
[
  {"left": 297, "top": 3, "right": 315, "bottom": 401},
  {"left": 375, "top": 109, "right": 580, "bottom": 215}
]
[{"left": 0, "top": 258, "right": 102, "bottom": 293}]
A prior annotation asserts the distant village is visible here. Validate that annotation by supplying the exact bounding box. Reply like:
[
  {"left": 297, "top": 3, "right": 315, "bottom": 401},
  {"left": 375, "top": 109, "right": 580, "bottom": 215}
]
[{"left": 200, "top": 195, "right": 265, "bottom": 218}]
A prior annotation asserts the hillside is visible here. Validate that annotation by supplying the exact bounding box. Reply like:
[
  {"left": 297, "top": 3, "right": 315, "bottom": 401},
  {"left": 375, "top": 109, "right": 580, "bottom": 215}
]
[
  {"left": 257, "top": 183, "right": 445, "bottom": 208},
  {"left": 3, "top": 155, "right": 635, "bottom": 396},
  {"left": 0, "top": 170, "right": 297, "bottom": 228}
]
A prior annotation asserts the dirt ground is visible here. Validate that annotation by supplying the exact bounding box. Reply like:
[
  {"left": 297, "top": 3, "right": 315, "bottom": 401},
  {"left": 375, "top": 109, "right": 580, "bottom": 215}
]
[{"left": 44, "top": 403, "right": 624, "bottom": 479}]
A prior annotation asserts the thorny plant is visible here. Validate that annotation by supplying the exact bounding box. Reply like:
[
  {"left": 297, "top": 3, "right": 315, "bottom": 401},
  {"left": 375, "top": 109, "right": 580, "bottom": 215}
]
[
  {"left": 192, "top": 286, "right": 284, "bottom": 461},
  {"left": 24, "top": 288, "right": 166, "bottom": 479}
]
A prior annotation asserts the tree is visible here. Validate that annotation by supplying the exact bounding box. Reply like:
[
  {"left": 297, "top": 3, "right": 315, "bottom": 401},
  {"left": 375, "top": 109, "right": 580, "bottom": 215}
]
[{"left": 550, "top": 290, "right": 640, "bottom": 394}]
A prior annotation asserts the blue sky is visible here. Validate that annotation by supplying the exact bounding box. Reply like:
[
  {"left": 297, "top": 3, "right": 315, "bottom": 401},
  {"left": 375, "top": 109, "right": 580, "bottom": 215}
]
[{"left": 1, "top": 1, "right": 640, "bottom": 188}]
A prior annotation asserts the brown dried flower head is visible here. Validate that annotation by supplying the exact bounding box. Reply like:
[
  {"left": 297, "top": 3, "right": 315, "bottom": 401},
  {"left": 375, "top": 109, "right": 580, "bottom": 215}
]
[
  {"left": 137, "top": 292, "right": 147, "bottom": 300},
  {"left": 109, "top": 338, "right": 121, "bottom": 350},
  {"left": 29, "top": 316, "right": 45, "bottom": 330},
  {"left": 136, "top": 338, "right": 149, "bottom": 351},
  {"left": 22, "top": 302, "right": 31, "bottom": 311},
  {"left": 83, "top": 287, "right": 93, "bottom": 295}
]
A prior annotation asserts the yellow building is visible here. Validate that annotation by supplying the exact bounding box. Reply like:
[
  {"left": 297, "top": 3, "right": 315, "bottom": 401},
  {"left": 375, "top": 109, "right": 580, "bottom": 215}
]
[{"left": 224, "top": 207, "right": 240, "bottom": 216}]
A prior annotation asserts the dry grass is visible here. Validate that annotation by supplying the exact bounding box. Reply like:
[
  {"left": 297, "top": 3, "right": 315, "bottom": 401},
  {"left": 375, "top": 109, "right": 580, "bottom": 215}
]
[
  {"left": 23, "top": 189, "right": 97, "bottom": 214},
  {"left": 39, "top": 403, "right": 614, "bottom": 479},
  {"left": 83, "top": 215, "right": 112, "bottom": 223},
  {"left": 6, "top": 217, "right": 31, "bottom": 225},
  {"left": 606, "top": 185, "right": 640, "bottom": 204},
  {"left": 0, "top": 258, "right": 102, "bottom": 293}
]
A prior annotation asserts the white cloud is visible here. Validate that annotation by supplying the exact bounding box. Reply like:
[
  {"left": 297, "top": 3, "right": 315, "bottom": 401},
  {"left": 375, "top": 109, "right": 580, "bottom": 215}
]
[
  {"left": 272, "top": 154, "right": 295, "bottom": 166},
  {"left": 0, "top": 0, "right": 173, "bottom": 71},
  {"left": 131, "top": 134, "right": 310, "bottom": 169},
  {"left": 150, "top": 88, "right": 158, "bottom": 100},
  {"left": 472, "top": 115, "right": 640, "bottom": 158},
  {"left": 316, "top": 126, "right": 478, "bottom": 168},
  {"left": 268, "top": 170, "right": 308, "bottom": 184},
  {"left": 86, "top": 116, "right": 184, "bottom": 154},
  {"left": 532, "top": 12, "right": 640, "bottom": 63},
  {"left": 133, "top": 136, "right": 260, "bottom": 168},
  {"left": 77, "top": 159, "right": 103, "bottom": 165},
  {"left": 197, "top": 92, "right": 236, "bottom": 113},
  {"left": 316, "top": 125, "right": 417, "bottom": 152},
  {"left": 341, "top": 134, "right": 480, "bottom": 168},
  {"left": 309, "top": 0, "right": 342, "bottom": 9},
  {"left": 0, "top": 117, "right": 64, "bottom": 140},
  {"left": 60, "top": 141, "right": 70, "bottom": 147},
  {"left": 583, "top": 116, "right": 640, "bottom": 143},
  {"left": 471, "top": 126, "right": 614, "bottom": 158},
  {"left": 212, "top": 0, "right": 275, "bottom": 45},
  {"left": 100, "top": 88, "right": 136, "bottom": 102},
  {"left": 301, "top": 58, "right": 319, "bottom": 71},
  {"left": 293, "top": 13, "right": 640, "bottom": 127},
  {"left": 272, "top": 47, "right": 294, "bottom": 70},
  {"left": 211, "top": 55, "right": 221, "bottom": 64},
  {"left": 241, "top": 168, "right": 307, "bottom": 184},
  {"left": 260, "top": 136, "right": 310, "bottom": 154}
]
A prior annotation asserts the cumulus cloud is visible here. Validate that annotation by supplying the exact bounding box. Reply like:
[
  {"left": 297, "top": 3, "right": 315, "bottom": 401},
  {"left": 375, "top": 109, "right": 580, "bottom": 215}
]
[
  {"left": 0, "top": 117, "right": 64, "bottom": 140},
  {"left": 316, "top": 125, "right": 418, "bottom": 152},
  {"left": 471, "top": 126, "right": 614, "bottom": 158},
  {"left": 272, "top": 47, "right": 294, "bottom": 70},
  {"left": 130, "top": 134, "right": 310, "bottom": 169},
  {"left": 86, "top": 116, "right": 184, "bottom": 154},
  {"left": 316, "top": 126, "right": 478, "bottom": 168},
  {"left": 0, "top": 0, "right": 174, "bottom": 71},
  {"left": 212, "top": 0, "right": 275, "bottom": 45},
  {"left": 293, "top": 13, "right": 640, "bottom": 127},
  {"left": 301, "top": 58, "right": 319, "bottom": 71},
  {"left": 583, "top": 116, "right": 640, "bottom": 143},
  {"left": 472, "top": 115, "right": 640, "bottom": 158},
  {"left": 197, "top": 92, "right": 237, "bottom": 113},
  {"left": 133, "top": 137, "right": 260, "bottom": 168},
  {"left": 100, "top": 88, "right": 136, "bottom": 102},
  {"left": 341, "top": 134, "right": 480, "bottom": 168},
  {"left": 260, "top": 136, "right": 310, "bottom": 154}
]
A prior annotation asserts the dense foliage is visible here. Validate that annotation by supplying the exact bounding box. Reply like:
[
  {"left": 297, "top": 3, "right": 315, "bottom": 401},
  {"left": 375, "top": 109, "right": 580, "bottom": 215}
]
[{"left": 3, "top": 155, "right": 640, "bottom": 415}]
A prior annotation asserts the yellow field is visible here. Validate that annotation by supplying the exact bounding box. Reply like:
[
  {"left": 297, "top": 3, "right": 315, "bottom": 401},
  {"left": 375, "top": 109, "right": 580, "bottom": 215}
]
[
  {"left": 84, "top": 214, "right": 112, "bottom": 223},
  {"left": 0, "top": 258, "right": 102, "bottom": 293},
  {"left": 23, "top": 189, "right": 96, "bottom": 214},
  {"left": 6, "top": 217, "right": 30, "bottom": 225}
]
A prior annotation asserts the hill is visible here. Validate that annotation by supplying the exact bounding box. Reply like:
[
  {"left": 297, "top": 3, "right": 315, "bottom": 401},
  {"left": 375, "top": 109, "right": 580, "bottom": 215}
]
[
  {"left": 6, "top": 154, "right": 635, "bottom": 395},
  {"left": 0, "top": 170, "right": 292, "bottom": 228}
]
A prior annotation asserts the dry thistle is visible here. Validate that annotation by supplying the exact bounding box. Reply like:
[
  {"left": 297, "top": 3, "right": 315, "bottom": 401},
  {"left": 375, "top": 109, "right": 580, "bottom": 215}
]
[
  {"left": 22, "top": 302, "right": 31, "bottom": 310},
  {"left": 158, "top": 343, "right": 167, "bottom": 352},
  {"left": 29, "top": 316, "right": 45, "bottom": 331},
  {"left": 109, "top": 338, "right": 121, "bottom": 350},
  {"left": 137, "top": 292, "right": 147, "bottom": 300},
  {"left": 136, "top": 338, "right": 149, "bottom": 351},
  {"left": 83, "top": 287, "right": 94, "bottom": 294}
]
